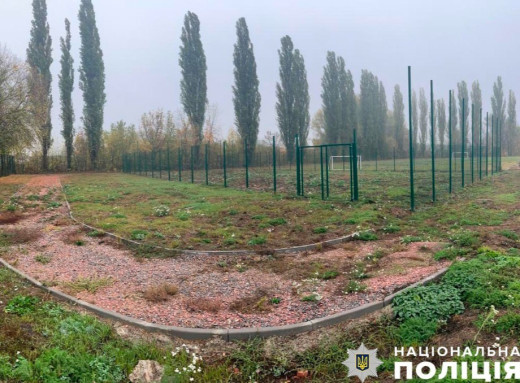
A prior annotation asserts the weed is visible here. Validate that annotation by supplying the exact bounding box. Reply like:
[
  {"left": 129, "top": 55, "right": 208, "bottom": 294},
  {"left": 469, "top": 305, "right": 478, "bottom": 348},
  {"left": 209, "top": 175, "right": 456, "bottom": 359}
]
[
  {"left": 397, "top": 317, "right": 438, "bottom": 346},
  {"left": 356, "top": 231, "right": 378, "bottom": 241},
  {"left": 62, "top": 277, "right": 113, "bottom": 294},
  {"left": 87, "top": 230, "right": 104, "bottom": 237},
  {"left": 401, "top": 235, "right": 422, "bottom": 244},
  {"left": 270, "top": 297, "right": 281, "bottom": 304},
  {"left": 130, "top": 230, "right": 148, "bottom": 240},
  {"left": 34, "top": 254, "right": 51, "bottom": 265},
  {"left": 383, "top": 224, "right": 401, "bottom": 233},
  {"left": 301, "top": 293, "right": 321, "bottom": 302},
  {"left": 4, "top": 295, "right": 39, "bottom": 315},
  {"left": 317, "top": 270, "right": 339, "bottom": 280},
  {"left": 392, "top": 284, "right": 464, "bottom": 322},
  {"left": 313, "top": 226, "right": 328, "bottom": 234},
  {"left": 153, "top": 205, "right": 170, "bottom": 217},
  {"left": 248, "top": 235, "right": 266, "bottom": 246},
  {"left": 344, "top": 281, "right": 367, "bottom": 294},
  {"left": 497, "top": 230, "right": 519, "bottom": 241},
  {"left": 47, "top": 201, "right": 62, "bottom": 209},
  {"left": 268, "top": 218, "right": 287, "bottom": 226}
]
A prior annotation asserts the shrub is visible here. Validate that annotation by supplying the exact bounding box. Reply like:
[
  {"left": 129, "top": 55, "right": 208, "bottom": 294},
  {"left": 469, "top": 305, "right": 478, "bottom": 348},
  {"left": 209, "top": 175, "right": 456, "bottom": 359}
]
[
  {"left": 186, "top": 297, "right": 221, "bottom": 313},
  {"left": 153, "top": 205, "right": 170, "bottom": 217},
  {"left": 313, "top": 227, "right": 328, "bottom": 234},
  {"left": 392, "top": 284, "right": 464, "bottom": 322},
  {"left": 495, "top": 312, "right": 520, "bottom": 336},
  {"left": 248, "top": 236, "right": 266, "bottom": 246},
  {"left": 344, "top": 281, "right": 367, "bottom": 294},
  {"left": 4, "top": 295, "right": 39, "bottom": 315},
  {"left": 450, "top": 230, "right": 480, "bottom": 248},
  {"left": 356, "top": 231, "right": 378, "bottom": 241},
  {"left": 130, "top": 230, "right": 148, "bottom": 240},
  {"left": 397, "top": 317, "right": 438, "bottom": 346}
]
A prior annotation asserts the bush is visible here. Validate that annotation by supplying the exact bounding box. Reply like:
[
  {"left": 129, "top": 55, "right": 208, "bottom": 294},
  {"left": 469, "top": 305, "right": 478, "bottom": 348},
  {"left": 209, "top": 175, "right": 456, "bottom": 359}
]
[
  {"left": 442, "top": 259, "right": 482, "bottom": 299},
  {"left": 4, "top": 295, "right": 39, "bottom": 315},
  {"left": 392, "top": 284, "right": 464, "bottom": 322},
  {"left": 450, "top": 230, "right": 480, "bottom": 248},
  {"left": 397, "top": 317, "right": 438, "bottom": 346},
  {"left": 356, "top": 231, "right": 378, "bottom": 241},
  {"left": 495, "top": 312, "right": 520, "bottom": 336}
]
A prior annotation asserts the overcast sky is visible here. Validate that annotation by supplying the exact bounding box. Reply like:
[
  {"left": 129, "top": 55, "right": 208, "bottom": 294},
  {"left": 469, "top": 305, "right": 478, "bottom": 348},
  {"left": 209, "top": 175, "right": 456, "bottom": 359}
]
[{"left": 1, "top": 0, "right": 518, "bottom": 151}]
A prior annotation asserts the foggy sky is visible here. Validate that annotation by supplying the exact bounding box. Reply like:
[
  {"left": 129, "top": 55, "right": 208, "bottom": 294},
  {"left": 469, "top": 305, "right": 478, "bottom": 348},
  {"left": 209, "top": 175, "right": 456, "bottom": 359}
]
[{"left": 1, "top": 0, "right": 519, "bottom": 152}]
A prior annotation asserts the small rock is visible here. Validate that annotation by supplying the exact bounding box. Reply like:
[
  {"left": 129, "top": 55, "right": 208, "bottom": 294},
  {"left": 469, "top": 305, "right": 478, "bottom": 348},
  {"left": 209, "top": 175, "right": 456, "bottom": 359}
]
[
  {"left": 129, "top": 360, "right": 164, "bottom": 383},
  {"left": 115, "top": 325, "right": 129, "bottom": 338}
]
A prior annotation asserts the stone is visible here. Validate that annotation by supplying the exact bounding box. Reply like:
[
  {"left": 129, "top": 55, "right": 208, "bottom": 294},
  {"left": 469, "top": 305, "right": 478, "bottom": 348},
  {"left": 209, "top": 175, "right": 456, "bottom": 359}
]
[{"left": 129, "top": 360, "right": 164, "bottom": 383}]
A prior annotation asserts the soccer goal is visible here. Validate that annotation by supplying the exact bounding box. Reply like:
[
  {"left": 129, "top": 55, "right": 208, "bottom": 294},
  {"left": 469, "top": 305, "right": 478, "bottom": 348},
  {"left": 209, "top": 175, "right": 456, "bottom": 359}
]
[{"left": 329, "top": 155, "right": 362, "bottom": 170}]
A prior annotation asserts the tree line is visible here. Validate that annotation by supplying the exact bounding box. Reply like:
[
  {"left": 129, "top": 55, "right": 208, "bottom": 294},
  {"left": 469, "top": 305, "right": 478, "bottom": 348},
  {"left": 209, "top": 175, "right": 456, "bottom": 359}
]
[{"left": 1, "top": 3, "right": 519, "bottom": 172}]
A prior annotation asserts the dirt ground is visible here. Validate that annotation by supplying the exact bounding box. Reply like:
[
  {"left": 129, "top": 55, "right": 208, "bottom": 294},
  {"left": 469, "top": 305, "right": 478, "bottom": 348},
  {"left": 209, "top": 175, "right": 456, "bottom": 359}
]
[{"left": 0, "top": 174, "right": 448, "bottom": 329}]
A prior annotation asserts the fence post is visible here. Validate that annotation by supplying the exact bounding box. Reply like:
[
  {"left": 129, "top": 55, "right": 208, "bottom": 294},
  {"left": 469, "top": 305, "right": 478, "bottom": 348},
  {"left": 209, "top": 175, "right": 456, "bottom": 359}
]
[
  {"left": 499, "top": 120, "right": 502, "bottom": 171},
  {"left": 167, "top": 147, "right": 171, "bottom": 181},
  {"left": 449, "top": 90, "right": 452, "bottom": 193},
  {"left": 461, "top": 98, "right": 465, "bottom": 188},
  {"left": 478, "top": 108, "right": 482, "bottom": 181},
  {"left": 491, "top": 116, "right": 494, "bottom": 175},
  {"left": 151, "top": 151, "right": 155, "bottom": 178},
  {"left": 325, "top": 145, "right": 330, "bottom": 198},
  {"left": 407, "top": 66, "right": 415, "bottom": 211},
  {"left": 190, "top": 146, "right": 194, "bottom": 183},
  {"left": 223, "top": 141, "right": 227, "bottom": 187},
  {"left": 295, "top": 135, "right": 300, "bottom": 195},
  {"left": 244, "top": 139, "right": 249, "bottom": 188},
  {"left": 159, "top": 150, "right": 162, "bottom": 179},
  {"left": 430, "top": 80, "right": 436, "bottom": 201},
  {"left": 486, "top": 113, "right": 489, "bottom": 176},
  {"left": 353, "top": 129, "right": 359, "bottom": 201},
  {"left": 471, "top": 103, "right": 474, "bottom": 184},
  {"left": 178, "top": 148, "right": 182, "bottom": 181},
  {"left": 300, "top": 145, "right": 305, "bottom": 196},
  {"left": 272, "top": 136, "right": 277, "bottom": 193},
  {"left": 205, "top": 143, "right": 209, "bottom": 185},
  {"left": 320, "top": 146, "right": 324, "bottom": 200}
]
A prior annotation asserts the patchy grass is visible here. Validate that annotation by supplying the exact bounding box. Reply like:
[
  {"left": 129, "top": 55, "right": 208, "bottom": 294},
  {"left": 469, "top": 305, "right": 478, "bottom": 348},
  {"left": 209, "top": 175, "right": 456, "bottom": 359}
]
[{"left": 61, "top": 277, "right": 113, "bottom": 294}]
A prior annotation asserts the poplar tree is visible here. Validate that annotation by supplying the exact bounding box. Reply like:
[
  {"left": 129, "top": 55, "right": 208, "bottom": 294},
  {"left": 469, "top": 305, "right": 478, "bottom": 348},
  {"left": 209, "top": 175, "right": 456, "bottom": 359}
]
[
  {"left": 338, "top": 57, "right": 356, "bottom": 143},
  {"left": 360, "top": 70, "right": 386, "bottom": 158},
  {"left": 506, "top": 90, "right": 517, "bottom": 155},
  {"left": 491, "top": 76, "right": 506, "bottom": 151},
  {"left": 471, "top": 81, "right": 482, "bottom": 145},
  {"left": 59, "top": 18, "right": 74, "bottom": 170},
  {"left": 392, "top": 85, "right": 406, "bottom": 155},
  {"left": 457, "top": 81, "right": 469, "bottom": 147},
  {"left": 276, "top": 36, "right": 309, "bottom": 161},
  {"left": 79, "top": 0, "right": 106, "bottom": 169},
  {"left": 27, "top": 0, "right": 53, "bottom": 171},
  {"left": 321, "top": 52, "right": 341, "bottom": 143},
  {"left": 232, "top": 17, "right": 261, "bottom": 162},
  {"left": 179, "top": 11, "right": 207, "bottom": 153},
  {"left": 436, "top": 99, "right": 447, "bottom": 156}
]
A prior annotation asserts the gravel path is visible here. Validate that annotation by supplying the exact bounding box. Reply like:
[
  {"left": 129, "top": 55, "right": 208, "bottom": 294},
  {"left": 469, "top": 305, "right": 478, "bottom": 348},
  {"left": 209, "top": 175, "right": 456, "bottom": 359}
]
[{"left": 1, "top": 175, "right": 449, "bottom": 329}]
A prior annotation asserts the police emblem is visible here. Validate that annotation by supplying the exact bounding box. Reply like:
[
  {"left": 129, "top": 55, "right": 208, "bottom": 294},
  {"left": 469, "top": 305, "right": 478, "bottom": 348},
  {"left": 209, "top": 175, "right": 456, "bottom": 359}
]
[{"left": 342, "top": 343, "right": 382, "bottom": 382}]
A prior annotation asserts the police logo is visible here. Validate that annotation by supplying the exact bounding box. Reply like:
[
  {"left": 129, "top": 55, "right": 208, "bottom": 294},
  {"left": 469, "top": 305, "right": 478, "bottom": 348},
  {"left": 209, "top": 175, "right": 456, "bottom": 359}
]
[{"left": 342, "top": 343, "right": 382, "bottom": 382}]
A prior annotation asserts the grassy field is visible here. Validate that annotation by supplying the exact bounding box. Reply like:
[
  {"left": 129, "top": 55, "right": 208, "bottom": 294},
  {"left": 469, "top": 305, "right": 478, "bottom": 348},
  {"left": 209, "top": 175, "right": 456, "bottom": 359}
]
[
  {"left": 1, "top": 167, "right": 520, "bottom": 381},
  {"left": 62, "top": 156, "right": 519, "bottom": 251}
]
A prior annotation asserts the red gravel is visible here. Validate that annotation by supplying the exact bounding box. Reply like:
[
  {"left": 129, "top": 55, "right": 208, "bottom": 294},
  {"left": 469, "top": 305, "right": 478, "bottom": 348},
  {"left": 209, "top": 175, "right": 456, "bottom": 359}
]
[{"left": 1, "top": 175, "right": 450, "bottom": 329}]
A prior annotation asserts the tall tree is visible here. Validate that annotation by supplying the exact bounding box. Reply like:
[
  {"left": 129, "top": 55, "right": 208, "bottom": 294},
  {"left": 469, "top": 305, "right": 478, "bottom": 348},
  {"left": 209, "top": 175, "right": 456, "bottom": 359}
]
[
  {"left": 471, "top": 81, "right": 482, "bottom": 146},
  {"left": 360, "top": 70, "right": 386, "bottom": 159},
  {"left": 59, "top": 18, "right": 74, "bottom": 170},
  {"left": 232, "top": 17, "right": 260, "bottom": 162},
  {"left": 457, "top": 81, "right": 469, "bottom": 147},
  {"left": 491, "top": 76, "right": 506, "bottom": 151},
  {"left": 392, "top": 85, "right": 406, "bottom": 156},
  {"left": 27, "top": 0, "right": 53, "bottom": 171},
  {"left": 179, "top": 11, "right": 207, "bottom": 153},
  {"left": 412, "top": 90, "right": 418, "bottom": 152},
  {"left": 293, "top": 49, "right": 310, "bottom": 146},
  {"left": 276, "top": 36, "right": 309, "bottom": 161},
  {"left": 506, "top": 90, "right": 517, "bottom": 156},
  {"left": 321, "top": 51, "right": 341, "bottom": 143},
  {"left": 78, "top": 0, "right": 106, "bottom": 169},
  {"left": 419, "top": 88, "right": 428, "bottom": 157},
  {"left": 436, "top": 99, "right": 447, "bottom": 156},
  {"left": 338, "top": 57, "right": 356, "bottom": 143}
]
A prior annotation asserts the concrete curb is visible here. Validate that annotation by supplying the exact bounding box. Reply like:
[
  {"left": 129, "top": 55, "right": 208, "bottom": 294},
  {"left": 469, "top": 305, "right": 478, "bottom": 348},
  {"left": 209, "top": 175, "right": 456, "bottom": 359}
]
[
  {"left": 58, "top": 179, "right": 360, "bottom": 256},
  {"left": 0, "top": 258, "right": 448, "bottom": 341}
]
